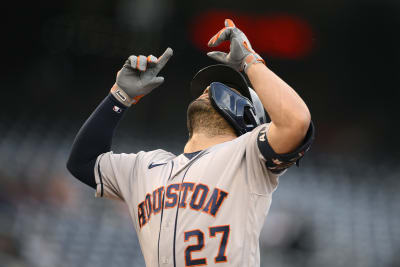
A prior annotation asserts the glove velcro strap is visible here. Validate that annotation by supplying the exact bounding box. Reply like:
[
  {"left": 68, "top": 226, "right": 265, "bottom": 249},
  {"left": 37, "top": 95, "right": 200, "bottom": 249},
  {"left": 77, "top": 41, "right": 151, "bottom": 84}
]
[
  {"left": 243, "top": 53, "right": 265, "bottom": 73},
  {"left": 110, "top": 85, "right": 134, "bottom": 107}
]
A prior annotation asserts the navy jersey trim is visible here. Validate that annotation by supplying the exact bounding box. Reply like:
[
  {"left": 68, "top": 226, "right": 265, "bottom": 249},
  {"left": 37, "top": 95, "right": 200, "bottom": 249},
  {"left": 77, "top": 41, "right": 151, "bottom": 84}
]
[
  {"left": 183, "top": 150, "right": 202, "bottom": 160},
  {"left": 173, "top": 166, "right": 191, "bottom": 267},
  {"left": 173, "top": 152, "right": 210, "bottom": 267},
  {"left": 97, "top": 154, "right": 105, "bottom": 197},
  {"left": 158, "top": 161, "right": 174, "bottom": 267}
]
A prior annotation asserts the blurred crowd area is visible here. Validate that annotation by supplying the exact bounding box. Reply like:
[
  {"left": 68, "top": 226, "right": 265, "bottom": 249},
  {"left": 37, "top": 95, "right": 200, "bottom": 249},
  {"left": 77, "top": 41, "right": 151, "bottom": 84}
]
[
  {"left": 2, "top": 0, "right": 400, "bottom": 266},
  {"left": 1, "top": 118, "right": 399, "bottom": 267},
  {"left": 5, "top": 0, "right": 400, "bottom": 156}
]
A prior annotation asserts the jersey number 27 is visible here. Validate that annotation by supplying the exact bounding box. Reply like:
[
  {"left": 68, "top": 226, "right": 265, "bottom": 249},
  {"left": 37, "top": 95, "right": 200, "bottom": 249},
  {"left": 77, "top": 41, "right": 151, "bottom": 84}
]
[{"left": 184, "top": 225, "right": 230, "bottom": 266}]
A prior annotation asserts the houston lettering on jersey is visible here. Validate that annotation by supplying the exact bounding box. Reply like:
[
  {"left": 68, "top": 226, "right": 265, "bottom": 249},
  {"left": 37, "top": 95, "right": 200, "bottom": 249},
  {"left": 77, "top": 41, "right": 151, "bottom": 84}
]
[{"left": 138, "top": 182, "right": 228, "bottom": 228}]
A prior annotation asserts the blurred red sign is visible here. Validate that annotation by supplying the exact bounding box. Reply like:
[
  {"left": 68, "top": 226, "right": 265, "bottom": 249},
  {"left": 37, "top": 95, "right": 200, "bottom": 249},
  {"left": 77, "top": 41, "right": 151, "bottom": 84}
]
[{"left": 189, "top": 10, "right": 314, "bottom": 59}]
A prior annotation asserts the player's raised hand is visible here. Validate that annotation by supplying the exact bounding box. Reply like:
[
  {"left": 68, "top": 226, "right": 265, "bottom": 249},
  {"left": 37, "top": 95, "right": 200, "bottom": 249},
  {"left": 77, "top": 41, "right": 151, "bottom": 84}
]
[
  {"left": 111, "top": 47, "right": 173, "bottom": 106},
  {"left": 207, "top": 19, "right": 264, "bottom": 73}
]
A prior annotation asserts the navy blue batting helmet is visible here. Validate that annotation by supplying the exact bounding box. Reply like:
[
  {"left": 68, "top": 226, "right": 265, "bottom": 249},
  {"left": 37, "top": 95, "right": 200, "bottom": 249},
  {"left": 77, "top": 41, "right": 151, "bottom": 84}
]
[{"left": 190, "top": 64, "right": 268, "bottom": 136}]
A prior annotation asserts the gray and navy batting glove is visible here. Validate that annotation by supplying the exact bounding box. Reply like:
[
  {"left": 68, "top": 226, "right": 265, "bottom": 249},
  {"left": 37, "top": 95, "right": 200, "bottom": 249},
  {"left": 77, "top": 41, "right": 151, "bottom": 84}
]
[
  {"left": 207, "top": 19, "right": 265, "bottom": 73},
  {"left": 111, "top": 47, "right": 173, "bottom": 107}
]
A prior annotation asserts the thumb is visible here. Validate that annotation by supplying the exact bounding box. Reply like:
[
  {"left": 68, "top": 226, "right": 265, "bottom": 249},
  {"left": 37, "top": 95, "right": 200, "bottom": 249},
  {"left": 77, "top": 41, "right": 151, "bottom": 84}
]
[
  {"left": 207, "top": 51, "right": 228, "bottom": 63},
  {"left": 155, "top": 47, "right": 173, "bottom": 72},
  {"left": 151, "top": 76, "right": 165, "bottom": 87},
  {"left": 207, "top": 27, "right": 233, "bottom": 47}
]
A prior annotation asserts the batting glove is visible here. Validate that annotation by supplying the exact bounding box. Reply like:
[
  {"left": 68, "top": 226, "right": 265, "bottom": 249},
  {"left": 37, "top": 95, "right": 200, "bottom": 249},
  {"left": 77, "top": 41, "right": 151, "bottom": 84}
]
[
  {"left": 111, "top": 47, "right": 173, "bottom": 107},
  {"left": 207, "top": 19, "right": 265, "bottom": 73}
]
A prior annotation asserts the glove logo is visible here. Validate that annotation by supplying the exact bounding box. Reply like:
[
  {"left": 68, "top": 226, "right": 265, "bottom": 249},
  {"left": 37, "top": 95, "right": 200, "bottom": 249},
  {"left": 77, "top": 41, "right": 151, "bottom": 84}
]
[{"left": 116, "top": 90, "right": 127, "bottom": 102}]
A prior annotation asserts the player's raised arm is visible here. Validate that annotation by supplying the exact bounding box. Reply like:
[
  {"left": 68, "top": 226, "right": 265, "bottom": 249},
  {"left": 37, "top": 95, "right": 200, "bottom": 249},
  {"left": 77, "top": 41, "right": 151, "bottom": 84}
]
[
  {"left": 66, "top": 48, "right": 173, "bottom": 188},
  {"left": 207, "top": 19, "right": 312, "bottom": 155}
]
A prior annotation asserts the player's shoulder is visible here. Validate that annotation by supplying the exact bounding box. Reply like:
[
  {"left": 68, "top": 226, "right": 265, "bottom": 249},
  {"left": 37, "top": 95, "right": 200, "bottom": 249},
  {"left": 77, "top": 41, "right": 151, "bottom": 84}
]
[
  {"left": 226, "top": 123, "right": 270, "bottom": 146},
  {"left": 205, "top": 123, "right": 269, "bottom": 155},
  {"left": 137, "top": 149, "right": 176, "bottom": 163}
]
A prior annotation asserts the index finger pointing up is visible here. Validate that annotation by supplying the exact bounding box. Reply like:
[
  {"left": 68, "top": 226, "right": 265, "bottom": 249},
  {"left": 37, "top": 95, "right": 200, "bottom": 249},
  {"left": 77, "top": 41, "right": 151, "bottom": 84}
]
[
  {"left": 225, "top": 19, "right": 235, "bottom": 28},
  {"left": 155, "top": 47, "right": 173, "bottom": 72}
]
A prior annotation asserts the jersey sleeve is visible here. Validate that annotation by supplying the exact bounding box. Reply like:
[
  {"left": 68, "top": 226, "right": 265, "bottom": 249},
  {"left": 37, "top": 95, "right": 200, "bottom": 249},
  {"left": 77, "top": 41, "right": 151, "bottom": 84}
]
[
  {"left": 94, "top": 151, "right": 139, "bottom": 201},
  {"left": 94, "top": 149, "right": 176, "bottom": 202},
  {"left": 242, "top": 121, "right": 314, "bottom": 194}
]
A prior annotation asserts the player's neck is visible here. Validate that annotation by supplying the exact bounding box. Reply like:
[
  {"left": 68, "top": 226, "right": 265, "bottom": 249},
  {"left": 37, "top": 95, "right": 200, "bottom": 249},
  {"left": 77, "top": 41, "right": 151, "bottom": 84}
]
[{"left": 183, "top": 132, "right": 237, "bottom": 153}]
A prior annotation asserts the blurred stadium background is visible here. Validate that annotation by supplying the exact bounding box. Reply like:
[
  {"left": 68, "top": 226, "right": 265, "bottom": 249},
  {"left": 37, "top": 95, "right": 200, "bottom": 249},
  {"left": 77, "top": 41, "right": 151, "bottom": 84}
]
[{"left": 2, "top": 0, "right": 400, "bottom": 266}]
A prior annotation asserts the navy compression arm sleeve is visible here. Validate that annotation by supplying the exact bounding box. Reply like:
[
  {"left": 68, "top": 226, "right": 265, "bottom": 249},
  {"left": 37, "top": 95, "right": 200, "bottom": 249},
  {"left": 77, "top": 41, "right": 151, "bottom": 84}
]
[{"left": 66, "top": 94, "right": 127, "bottom": 189}]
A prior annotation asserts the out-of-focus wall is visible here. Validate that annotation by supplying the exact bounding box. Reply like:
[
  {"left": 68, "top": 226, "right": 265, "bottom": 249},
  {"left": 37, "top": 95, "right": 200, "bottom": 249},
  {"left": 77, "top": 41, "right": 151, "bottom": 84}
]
[{"left": 2, "top": 0, "right": 399, "bottom": 266}]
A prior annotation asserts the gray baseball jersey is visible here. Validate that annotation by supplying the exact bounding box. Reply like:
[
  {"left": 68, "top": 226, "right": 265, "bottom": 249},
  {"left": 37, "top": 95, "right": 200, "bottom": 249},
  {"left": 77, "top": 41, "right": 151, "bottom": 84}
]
[{"left": 94, "top": 123, "right": 284, "bottom": 267}]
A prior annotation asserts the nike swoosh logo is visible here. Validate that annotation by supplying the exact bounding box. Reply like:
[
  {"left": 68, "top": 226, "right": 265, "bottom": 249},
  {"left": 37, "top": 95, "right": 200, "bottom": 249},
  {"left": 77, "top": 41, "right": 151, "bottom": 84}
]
[{"left": 148, "top": 162, "right": 167, "bottom": 169}]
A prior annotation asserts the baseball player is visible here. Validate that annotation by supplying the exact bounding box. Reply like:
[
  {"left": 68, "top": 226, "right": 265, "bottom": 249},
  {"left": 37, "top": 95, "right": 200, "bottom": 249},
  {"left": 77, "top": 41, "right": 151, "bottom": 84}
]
[{"left": 67, "top": 19, "right": 314, "bottom": 267}]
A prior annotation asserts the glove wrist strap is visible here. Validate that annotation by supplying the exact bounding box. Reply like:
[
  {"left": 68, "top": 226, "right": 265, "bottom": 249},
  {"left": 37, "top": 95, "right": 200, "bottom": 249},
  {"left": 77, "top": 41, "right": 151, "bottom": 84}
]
[
  {"left": 110, "top": 85, "right": 132, "bottom": 107},
  {"left": 110, "top": 84, "right": 144, "bottom": 107},
  {"left": 243, "top": 53, "right": 265, "bottom": 73}
]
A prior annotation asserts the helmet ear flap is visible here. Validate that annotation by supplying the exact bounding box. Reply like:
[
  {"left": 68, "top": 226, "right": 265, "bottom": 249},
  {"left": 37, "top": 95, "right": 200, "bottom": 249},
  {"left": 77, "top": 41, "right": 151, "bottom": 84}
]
[
  {"left": 191, "top": 64, "right": 268, "bottom": 135},
  {"left": 209, "top": 82, "right": 265, "bottom": 136},
  {"left": 243, "top": 106, "right": 258, "bottom": 126},
  {"left": 248, "top": 88, "right": 268, "bottom": 124}
]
